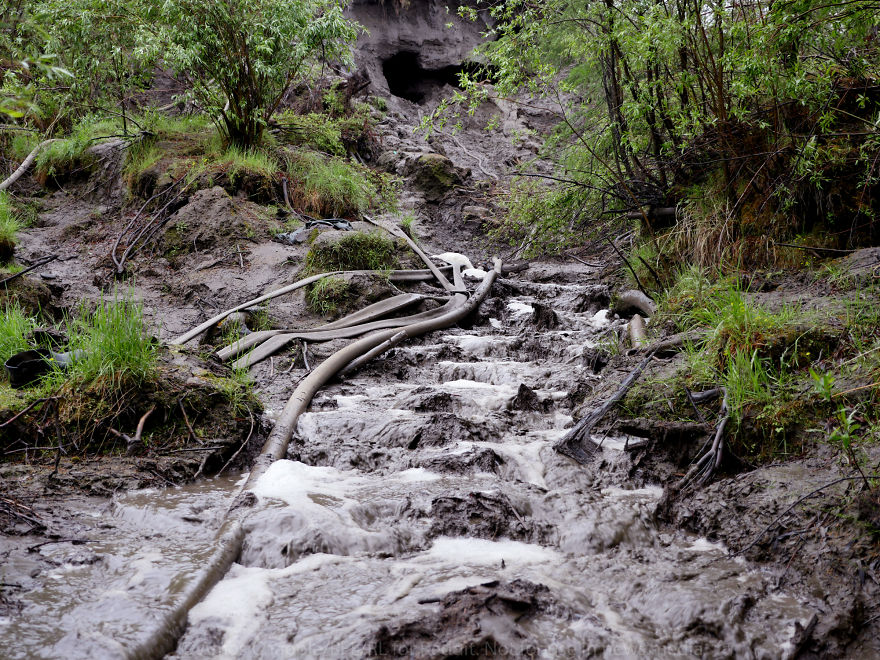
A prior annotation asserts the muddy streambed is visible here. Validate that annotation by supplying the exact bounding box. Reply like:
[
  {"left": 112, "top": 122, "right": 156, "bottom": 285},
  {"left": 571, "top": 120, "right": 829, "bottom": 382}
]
[{"left": 1, "top": 273, "right": 822, "bottom": 658}]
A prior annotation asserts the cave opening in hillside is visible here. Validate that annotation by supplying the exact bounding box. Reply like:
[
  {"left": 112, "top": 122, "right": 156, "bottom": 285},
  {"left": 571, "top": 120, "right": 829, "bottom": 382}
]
[{"left": 382, "top": 52, "right": 467, "bottom": 104}]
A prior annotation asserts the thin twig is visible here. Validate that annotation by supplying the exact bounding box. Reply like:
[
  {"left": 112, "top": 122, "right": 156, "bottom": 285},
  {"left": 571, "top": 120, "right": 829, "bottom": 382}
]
[
  {"left": 179, "top": 398, "right": 199, "bottom": 444},
  {"left": 0, "top": 394, "right": 60, "bottom": 428},
  {"left": 734, "top": 475, "right": 880, "bottom": 556},
  {"left": 605, "top": 236, "right": 651, "bottom": 298},
  {"left": 217, "top": 411, "right": 255, "bottom": 476},
  {"left": 0, "top": 255, "right": 58, "bottom": 287}
]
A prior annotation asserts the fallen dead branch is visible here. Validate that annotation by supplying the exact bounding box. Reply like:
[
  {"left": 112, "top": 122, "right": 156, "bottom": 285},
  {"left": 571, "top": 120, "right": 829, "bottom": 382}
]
[
  {"left": 0, "top": 139, "right": 58, "bottom": 191},
  {"left": 639, "top": 330, "right": 706, "bottom": 356},
  {"left": 554, "top": 351, "right": 656, "bottom": 464}
]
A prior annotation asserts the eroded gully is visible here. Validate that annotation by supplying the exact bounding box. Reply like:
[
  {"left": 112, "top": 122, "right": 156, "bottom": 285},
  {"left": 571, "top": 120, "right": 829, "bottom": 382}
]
[{"left": 1, "top": 266, "right": 822, "bottom": 659}]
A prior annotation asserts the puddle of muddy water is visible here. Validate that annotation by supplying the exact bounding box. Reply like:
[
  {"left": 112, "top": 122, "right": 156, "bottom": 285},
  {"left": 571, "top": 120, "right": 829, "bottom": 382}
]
[{"left": 0, "top": 476, "right": 242, "bottom": 660}]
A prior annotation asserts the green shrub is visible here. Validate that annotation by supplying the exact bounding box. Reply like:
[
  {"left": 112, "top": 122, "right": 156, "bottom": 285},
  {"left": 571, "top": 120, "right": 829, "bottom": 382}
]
[{"left": 276, "top": 112, "right": 345, "bottom": 155}]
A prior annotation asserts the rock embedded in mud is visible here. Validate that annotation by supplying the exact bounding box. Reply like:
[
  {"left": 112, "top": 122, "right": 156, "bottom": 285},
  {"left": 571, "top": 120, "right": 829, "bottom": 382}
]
[
  {"left": 370, "top": 580, "right": 558, "bottom": 660},
  {"left": 427, "top": 491, "right": 550, "bottom": 543},
  {"left": 403, "top": 153, "right": 466, "bottom": 202}
]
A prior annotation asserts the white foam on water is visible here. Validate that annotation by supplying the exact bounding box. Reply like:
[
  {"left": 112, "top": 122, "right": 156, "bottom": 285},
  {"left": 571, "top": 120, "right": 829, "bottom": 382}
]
[
  {"left": 489, "top": 317, "right": 503, "bottom": 329},
  {"left": 600, "top": 485, "right": 664, "bottom": 500},
  {"left": 187, "top": 563, "right": 274, "bottom": 659},
  {"left": 335, "top": 394, "right": 369, "bottom": 409},
  {"left": 251, "top": 460, "right": 367, "bottom": 508},
  {"left": 468, "top": 439, "right": 548, "bottom": 488},
  {"left": 395, "top": 468, "right": 442, "bottom": 483},
  {"left": 439, "top": 379, "right": 517, "bottom": 412},
  {"left": 425, "top": 537, "right": 560, "bottom": 566},
  {"left": 685, "top": 538, "right": 727, "bottom": 553}
]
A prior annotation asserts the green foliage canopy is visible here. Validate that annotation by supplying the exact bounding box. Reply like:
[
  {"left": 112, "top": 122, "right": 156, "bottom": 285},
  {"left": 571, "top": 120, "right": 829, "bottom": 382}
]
[
  {"left": 147, "top": 0, "right": 361, "bottom": 147},
  {"left": 444, "top": 0, "right": 880, "bottom": 260}
]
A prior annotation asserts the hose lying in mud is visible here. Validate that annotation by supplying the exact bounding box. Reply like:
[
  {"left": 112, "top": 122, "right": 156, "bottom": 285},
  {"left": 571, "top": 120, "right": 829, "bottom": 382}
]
[
  {"left": 226, "top": 296, "right": 465, "bottom": 369},
  {"left": 363, "top": 215, "right": 455, "bottom": 293},
  {"left": 252, "top": 259, "right": 502, "bottom": 475},
  {"left": 216, "top": 292, "right": 425, "bottom": 363},
  {"left": 130, "top": 259, "right": 502, "bottom": 660},
  {"left": 0, "top": 139, "right": 57, "bottom": 192},
  {"left": 170, "top": 266, "right": 453, "bottom": 346}
]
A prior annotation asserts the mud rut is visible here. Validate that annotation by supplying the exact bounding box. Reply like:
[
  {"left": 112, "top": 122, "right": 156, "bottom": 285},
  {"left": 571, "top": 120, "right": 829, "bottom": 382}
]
[{"left": 2, "top": 259, "right": 824, "bottom": 658}]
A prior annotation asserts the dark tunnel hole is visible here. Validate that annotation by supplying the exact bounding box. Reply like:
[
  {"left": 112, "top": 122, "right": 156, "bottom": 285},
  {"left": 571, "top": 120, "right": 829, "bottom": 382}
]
[{"left": 382, "top": 52, "right": 479, "bottom": 104}]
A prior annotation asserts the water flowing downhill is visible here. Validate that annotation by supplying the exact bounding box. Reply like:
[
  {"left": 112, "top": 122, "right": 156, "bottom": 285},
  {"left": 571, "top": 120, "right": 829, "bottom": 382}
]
[{"left": 2, "top": 267, "right": 820, "bottom": 659}]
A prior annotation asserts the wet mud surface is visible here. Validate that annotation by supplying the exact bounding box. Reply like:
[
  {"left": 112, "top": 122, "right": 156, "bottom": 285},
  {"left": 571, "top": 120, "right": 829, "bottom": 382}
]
[{"left": 2, "top": 6, "right": 880, "bottom": 656}]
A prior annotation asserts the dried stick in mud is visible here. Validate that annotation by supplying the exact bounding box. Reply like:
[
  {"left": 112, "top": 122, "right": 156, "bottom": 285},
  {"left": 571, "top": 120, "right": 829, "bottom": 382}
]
[
  {"left": 0, "top": 139, "right": 58, "bottom": 192},
  {"left": 127, "top": 260, "right": 502, "bottom": 660},
  {"left": 107, "top": 407, "right": 155, "bottom": 455},
  {"left": 0, "top": 255, "right": 58, "bottom": 287},
  {"left": 554, "top": 351, "right": 656, "bottom": 464},
  {"left": 673, "top": 388, "right": 729, "bottom": 492}
]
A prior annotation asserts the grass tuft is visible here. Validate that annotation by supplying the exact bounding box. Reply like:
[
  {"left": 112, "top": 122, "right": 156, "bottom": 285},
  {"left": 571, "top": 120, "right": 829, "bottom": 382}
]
[
  {"left": 220, "top": 146, "right": 280, "bottom": 180},
  {"left": 58, "top": 291, "right": 157, "bottom": 387},
  {"left": 306, "top": 276, "right": 350, "bottom": 316},
  {"left": 286, "top": 151, "right": 395, "bottom": 217},
  {"left": 0, "top": 192, "right": 21, "bottom": 259},
  {"left": 0, "top": 303, "right": 36, "bottom": 366},
  {"left": 304, "top": 230, "right": 397, "bottom": 274}
]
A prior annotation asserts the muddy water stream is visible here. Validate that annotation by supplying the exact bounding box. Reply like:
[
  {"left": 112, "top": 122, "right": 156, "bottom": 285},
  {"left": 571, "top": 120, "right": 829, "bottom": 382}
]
[{"left": 2, "top": 275, "right": 819, "bottom": 658}]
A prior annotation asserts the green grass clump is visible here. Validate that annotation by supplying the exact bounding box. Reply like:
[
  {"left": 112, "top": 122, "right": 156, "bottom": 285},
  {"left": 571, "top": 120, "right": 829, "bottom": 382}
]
[
  {"left": 286, "top": 151, "right": 395, "bottom": 217},
  {"left": 657, "top": 267, "right": 798, "bottom": 365},
  {"left": 220, "top": 146, "right": 280, "bottom": 180},
  {"left": 0, "top": 304, "right": 36, "bottom": 365},
  {"left": 306, "top": 276, "right": 350, "bottom": 316},
  {"left": 304, "top": 230, "right": 397, "bottom": 273},
  {"left": 60, "top": 292, "right": 157, "bottom": 387},
  {"left": 0, "top": 192, "right": 21, "bottom": 258}
]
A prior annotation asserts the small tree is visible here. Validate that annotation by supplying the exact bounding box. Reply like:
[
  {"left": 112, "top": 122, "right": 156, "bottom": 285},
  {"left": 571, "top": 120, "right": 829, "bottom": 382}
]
[{"left": 153, "top": 0, "right": 360, "bottom": 148}]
